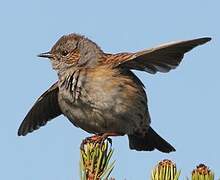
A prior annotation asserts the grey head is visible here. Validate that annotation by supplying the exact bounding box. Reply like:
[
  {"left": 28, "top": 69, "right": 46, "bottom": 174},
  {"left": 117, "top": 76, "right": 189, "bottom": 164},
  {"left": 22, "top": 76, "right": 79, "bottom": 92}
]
[{"left": 38, "top": 33, "right": 104, "bottom": 72}]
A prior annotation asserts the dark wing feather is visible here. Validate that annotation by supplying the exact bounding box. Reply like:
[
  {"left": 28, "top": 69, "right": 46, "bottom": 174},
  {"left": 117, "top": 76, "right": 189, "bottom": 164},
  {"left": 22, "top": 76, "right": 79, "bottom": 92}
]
[
  {"left": 120, "top": 37, "right": 211, "bottom": 74},
  {"left": 18, "top": 82, "right": 62, "bottom": 136}
]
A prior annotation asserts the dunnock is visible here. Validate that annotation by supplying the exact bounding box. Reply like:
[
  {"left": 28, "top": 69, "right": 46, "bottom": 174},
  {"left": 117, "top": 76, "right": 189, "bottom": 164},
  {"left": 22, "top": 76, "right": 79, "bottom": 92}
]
[{"left": 18, "top": 34, "right": 211, "bottom": 152}]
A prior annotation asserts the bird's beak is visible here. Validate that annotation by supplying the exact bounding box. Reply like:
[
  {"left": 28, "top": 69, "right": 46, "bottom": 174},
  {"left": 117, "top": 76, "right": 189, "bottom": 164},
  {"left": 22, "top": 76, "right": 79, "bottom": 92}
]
[{"left": 37, "top": 51, "right": 53, "bottom": 59}]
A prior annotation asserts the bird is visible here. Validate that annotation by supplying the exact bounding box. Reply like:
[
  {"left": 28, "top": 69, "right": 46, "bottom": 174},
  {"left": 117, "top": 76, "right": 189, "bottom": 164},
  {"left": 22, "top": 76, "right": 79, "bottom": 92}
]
[{"left": 18, "top": 33, "right": 211, "bottom": 153}]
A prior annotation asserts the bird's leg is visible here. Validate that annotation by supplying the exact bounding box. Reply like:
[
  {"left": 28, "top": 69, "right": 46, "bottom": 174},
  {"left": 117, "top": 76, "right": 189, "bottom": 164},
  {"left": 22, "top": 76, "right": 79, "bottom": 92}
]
[
  {"left": 80, "top": 132, "right": 122, "bottom": 149},
  {"left": 99, "top": 132, "right": 121, "bottom": 145}
]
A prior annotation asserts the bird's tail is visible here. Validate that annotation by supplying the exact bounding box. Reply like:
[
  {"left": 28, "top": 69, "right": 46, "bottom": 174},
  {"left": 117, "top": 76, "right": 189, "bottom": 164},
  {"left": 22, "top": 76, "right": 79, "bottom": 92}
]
[{"left": 128, "top": 127, "right": 175, "bottom": 153}]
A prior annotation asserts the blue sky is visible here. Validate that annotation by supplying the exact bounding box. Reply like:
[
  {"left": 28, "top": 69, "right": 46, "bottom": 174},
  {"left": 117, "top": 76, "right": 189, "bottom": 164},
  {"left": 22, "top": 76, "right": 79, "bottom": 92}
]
[{"left": 0, "top": 0, "right": 219, "bottom": 179}]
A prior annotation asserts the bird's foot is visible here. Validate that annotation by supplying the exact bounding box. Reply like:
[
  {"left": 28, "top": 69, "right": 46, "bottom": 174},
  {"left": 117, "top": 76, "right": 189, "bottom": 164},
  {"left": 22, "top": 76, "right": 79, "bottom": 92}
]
[{"left": 80, "top": 132, "right": 121, "bottom": 150}]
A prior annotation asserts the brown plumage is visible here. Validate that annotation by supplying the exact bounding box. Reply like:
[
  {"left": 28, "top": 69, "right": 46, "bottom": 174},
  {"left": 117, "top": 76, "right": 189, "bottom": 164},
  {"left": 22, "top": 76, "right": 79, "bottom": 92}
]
[{"left": 18, "top": 33, "right": 211, "bottom": 152}]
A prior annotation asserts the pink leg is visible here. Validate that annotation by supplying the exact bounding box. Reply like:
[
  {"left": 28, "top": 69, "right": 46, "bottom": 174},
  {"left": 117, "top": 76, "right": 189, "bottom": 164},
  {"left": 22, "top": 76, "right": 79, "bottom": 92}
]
[{"left": 81, "top": 132, "right": 123, "bottom": 149}]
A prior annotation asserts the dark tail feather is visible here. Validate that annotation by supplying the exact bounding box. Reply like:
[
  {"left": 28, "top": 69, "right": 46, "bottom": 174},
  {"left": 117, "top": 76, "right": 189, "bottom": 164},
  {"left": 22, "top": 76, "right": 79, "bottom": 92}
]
[{"left": 128, "top": 127, "right": 175, "bottom": 153}]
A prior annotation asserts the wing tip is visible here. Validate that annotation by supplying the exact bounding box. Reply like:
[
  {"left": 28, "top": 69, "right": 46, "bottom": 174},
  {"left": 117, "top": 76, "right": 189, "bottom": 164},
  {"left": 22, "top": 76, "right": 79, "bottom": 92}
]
[
  {"left": 17, "top": 131, "right": 25, "bottom": 136},
  {"left": 205, "top": 37, "right": 212, "bottom": 41},
  {"left": 196, "top": 37, "right": 212, "bottom": 44},
  {"left": 17, "top": 127, "right": 27, "bottom": 136}
]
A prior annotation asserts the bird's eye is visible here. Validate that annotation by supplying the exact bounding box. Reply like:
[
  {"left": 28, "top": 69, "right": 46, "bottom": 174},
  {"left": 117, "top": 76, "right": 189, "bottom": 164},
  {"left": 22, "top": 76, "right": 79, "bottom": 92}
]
[{"left": 61, "top": 50, "right": 69, "bottom": 56}]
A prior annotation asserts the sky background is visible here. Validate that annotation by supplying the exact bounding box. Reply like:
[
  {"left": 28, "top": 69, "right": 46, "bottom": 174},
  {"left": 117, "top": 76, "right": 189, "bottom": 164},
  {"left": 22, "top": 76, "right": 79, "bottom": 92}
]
[{"left": 0, "top": 0, "right": 219, "bottom": 179}]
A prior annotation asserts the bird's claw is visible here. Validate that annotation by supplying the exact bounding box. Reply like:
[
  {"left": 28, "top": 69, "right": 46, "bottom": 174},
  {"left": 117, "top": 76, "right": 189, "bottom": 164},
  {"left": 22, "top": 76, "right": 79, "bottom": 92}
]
[{"left": 80, "top": 134, "right": 112, "bottom": 150}]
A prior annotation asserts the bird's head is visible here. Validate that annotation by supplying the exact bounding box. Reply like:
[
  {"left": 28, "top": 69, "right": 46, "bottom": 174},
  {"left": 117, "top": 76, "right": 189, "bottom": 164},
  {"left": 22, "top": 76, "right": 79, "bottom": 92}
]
[{"left": 38, "top": 33, "right": 104, "bottom": 72}]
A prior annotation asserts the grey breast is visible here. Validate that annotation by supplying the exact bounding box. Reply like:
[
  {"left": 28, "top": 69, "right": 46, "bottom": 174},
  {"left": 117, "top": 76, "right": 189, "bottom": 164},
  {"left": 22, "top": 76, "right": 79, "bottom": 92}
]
[{"left": 58, "top": 67, "right": 150, "bottom": 135}]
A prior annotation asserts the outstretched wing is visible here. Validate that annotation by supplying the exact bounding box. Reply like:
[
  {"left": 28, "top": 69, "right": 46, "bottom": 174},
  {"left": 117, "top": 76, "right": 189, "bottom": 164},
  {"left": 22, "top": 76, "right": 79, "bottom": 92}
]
[
  {"left": 108, "top": 37, "right": 211, "bottom": 74},
  {"left": 18, "top": 82, "right": 62, "bottom": 136}
]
